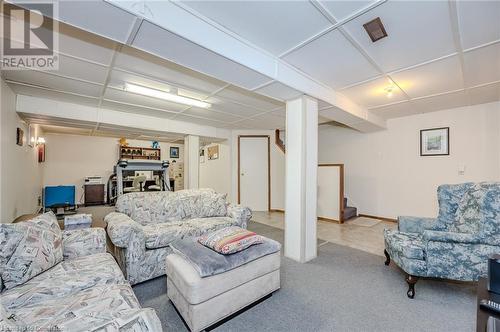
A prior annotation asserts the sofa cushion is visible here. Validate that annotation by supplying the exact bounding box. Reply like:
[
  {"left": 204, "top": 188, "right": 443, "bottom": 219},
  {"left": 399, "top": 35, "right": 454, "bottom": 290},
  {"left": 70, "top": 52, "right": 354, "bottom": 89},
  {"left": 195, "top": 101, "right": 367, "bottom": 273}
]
[
  {"left": 198, "top": 226, "right": 263, "bottom": 255},
  {"left": 143, "top": 217, "right": 237, "bottom": 249},
  {"left": 1, "top": 212, "right": 63, "bottom": 289},
  {"left": 383, "top": 229, "right": 425, "bottom": 260},
  {"left": 197, "top": 193, "right": 228, "bottom": 218},
  {"left": 1, "top": 253, "right": 124, "bottom": 311},
  {"left": 435, "top": 183, "right": 474, "bottom": 231}
]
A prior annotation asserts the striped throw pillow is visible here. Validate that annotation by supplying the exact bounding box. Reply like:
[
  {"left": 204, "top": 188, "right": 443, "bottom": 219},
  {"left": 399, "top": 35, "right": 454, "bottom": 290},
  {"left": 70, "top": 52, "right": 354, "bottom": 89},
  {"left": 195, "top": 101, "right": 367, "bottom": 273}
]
[{"left": 198, "top": 226, "right": 263, "bottom": 255}]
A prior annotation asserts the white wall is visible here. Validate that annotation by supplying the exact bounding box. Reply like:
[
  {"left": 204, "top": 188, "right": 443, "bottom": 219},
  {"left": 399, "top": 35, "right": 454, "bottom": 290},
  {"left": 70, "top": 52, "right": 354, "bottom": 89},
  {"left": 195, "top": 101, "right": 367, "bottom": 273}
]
[
  {"left": 199, "top": 141, "right": 231, "bottom": 196},
  {"left": 230, "top": 130, "right": 285, "bottom": 209},
  {"left": 43, "top": 134, "right": 184, "bottom": 204},
  {"left": 0, "top": 79, "right": 44, "bottom": 222},
  {"left": 318, "top": 101, "right": 500, "bottom": 219}
]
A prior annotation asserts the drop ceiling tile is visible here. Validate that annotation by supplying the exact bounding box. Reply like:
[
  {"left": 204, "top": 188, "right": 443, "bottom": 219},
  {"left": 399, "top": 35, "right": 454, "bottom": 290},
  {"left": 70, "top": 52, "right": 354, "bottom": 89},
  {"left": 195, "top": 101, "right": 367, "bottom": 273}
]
[
  {"left": 339, "top": 76, "right": 406, "bottom": 108},
  {"left": 58, "top": 1, "right": 137, "bottom": 44},
  {"left": 412, "top": 91, "right": 468, "bottom": 114},
  {"left": 114, "top": 46, "right": 226, "bottom": 94},
  {"left": 100, "top": 100, "right": 178, "bottom": 119},
  {"left": 239, "top": 113, "right": 285, "bottom": 130},
  {"left": 284, "top": 29, "right": 380, "bottom": 89},
  {"left": 56, "top": 53, "right": 108, "bottom": 84},
  {"left": 42, "top": 125, "right": 93, "bottom": 136},
  {"left": 458, "top": 1, "right": 500, "bottom": 49},
  {"left": 319, "top": 106, "right": 366, "bottom": 125},
  {"left": 132, "top": 21, "right": 272, "bottom": 90},
  {"left": 463, "top": 44, "right": 500, "bottom": 88},
  {"left": 318, "top": 100, "right": 333, "bottom": 110},
  {"left": 215, "top": 85, "right": 283, "bottom": 111},
  {"left": 7, "top": 84, "right": 100, "bottom": 107},
  {"left": 179, "top": 0, "right": 332, "bottom": 56},
  {"left": 369, "top": 101, "right": 419, "bottom": 119},
  {"left": 3, "top": 70, "right": 102, "bottom": 96},
  {"left": 391, "top": 55, "right": 464, "bottom": 98},
  {"left": 342, "top": 1, "right": 456, "bottom": 72},
  {"left": 205, "top": 97, "right": 264, "bottom": 118},
  {"left": 467, "top": 82, "right": 500, "bottom": 106},
  {"left": 254, "top": 82, "right": 303, "bottom": 101},
  {"left": 57, "top": 23, "right": 116, "bottom": 65},
  {"left": 103, "top": 87, "right": 188, "bottom": 113},
  {"left": 181, "top": 108, "right": 243, "bottom": 123},
  {"left": 319, "top": 0, "right": 376, "bottom": 21}
]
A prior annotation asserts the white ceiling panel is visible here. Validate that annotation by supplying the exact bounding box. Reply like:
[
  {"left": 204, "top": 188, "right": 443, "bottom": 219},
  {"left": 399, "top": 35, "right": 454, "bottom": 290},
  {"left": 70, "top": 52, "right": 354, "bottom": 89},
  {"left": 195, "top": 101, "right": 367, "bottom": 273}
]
[
  {"left": 215, "top": 85, "right": 283, "bottom": 111},
  {"left": 369, "top": 101, "right": 420, "bottom": 119},
  {"left": 100, "top": 100, "right": 178, "bottom": 119},
  {"left": 103, "top": 87, "right": 188, "bottom": 113},
  {"left": 132, "top": 21, "right": 272, "bottom": 90},
  {"left": 3, "top": 71, "right": 102, "bottom": 97},
  {"left": 114, "top": 46, "right": 226, "bottom": 94},
  {"left": 319, "top": 0, "right": 376, "bottom": 21},
  {"left": 42, "top": 125, "right": 92, "bottom": 136},
  {"left": 57, "top": 24, "right": 116, "bottom": 66},
  {"left": 237, "top": 114, "right": 285, "bottom": 130},
  {"left": 467, "top": 82, "right": 500, "bottom": 106},
  {"left": 56, "top": 53, "right": 108, "bottom": 84},
  {"left": 284, "top": 29, "right": 380, "bottom": 89},
  {"left": 7, "top": 84, "right": 100, "bottom": 107},
  {"left": 342, "top": 1, "right": 456, "bottom": 72},
  {"left": 254, "top": 81, "right": 303, "bottom": 101},
  {"left": 58, "top": 1, "right": 137, "bottom": 44},
  {"left": 391, "top": 55, "right": 464, "bottom": 98},
  {"left": 463, "top": 44, "right": 500, "bottom": 88},
  {"left": 181, "top": 108, "right": 243, "bottom": 123},
  {"left": 173, "top": 114, "right": 225, "bottom": 128},
  {"left": 340, "top": 76, "right": 406, "bottom": 108},
  {"left": 457, "top": 0, "right": 500, "bottom": 50},
  {"left": 319, "top": 106, "right": 366, "bottom": 125},
  {"left": 412, "top": 91, "right": 468, "bottom": 115},
  {"left": 179, "top": 0, "right": 332, "bottom": 56},
  {"left": 205, "top": 97, "right": 264, "bottom": 118}
]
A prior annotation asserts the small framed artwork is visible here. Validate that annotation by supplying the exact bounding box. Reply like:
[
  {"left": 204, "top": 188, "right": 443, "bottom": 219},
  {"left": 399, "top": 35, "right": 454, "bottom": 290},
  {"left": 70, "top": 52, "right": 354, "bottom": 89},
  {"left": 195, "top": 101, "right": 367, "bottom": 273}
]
[
  {"left": 199, "top": 148, "right": 205, "bottom": 163},
  {"left": 207, "top": 144, "right": 219, "bottom": 160},
  {"left": 420, "top": 127, "right": 449, "bottom": 156},
  {"left": 38, "top": 144, "right": 46, "bottom": 163},
  {"left": 16, "top": 128, "right": 24, "bottom": 146},
  {"left": 28, "top": 124, "right": 35, "bottom": 148},
  {"left": 170, "top": 146, "right": 179, "bottom": 158}
]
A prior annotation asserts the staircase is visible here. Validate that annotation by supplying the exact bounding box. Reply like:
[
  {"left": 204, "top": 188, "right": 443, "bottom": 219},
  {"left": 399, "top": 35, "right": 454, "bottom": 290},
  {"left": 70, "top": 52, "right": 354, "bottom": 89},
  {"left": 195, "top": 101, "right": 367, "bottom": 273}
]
[{"left": 343, "top": 197, "right": 358, "bottom": 221}]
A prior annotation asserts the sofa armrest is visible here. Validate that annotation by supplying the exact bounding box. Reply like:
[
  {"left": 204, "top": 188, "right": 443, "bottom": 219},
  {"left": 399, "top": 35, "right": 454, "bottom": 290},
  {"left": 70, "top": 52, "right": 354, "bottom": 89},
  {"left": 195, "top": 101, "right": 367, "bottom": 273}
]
[
  {"left": 422, "top": 230, "right": 482, "bottom": 244},
  {"left": 227, "top": 204, "right": 252, "bottom": 229},
  {"left": 105, "top": 212, "right": 144, "bottom": 248},
  {"left": 62, "top": 228, "right": 106, "bottom": 259},
  {"left": 398, "top": 216, "right": 437, "bottom": 234}
]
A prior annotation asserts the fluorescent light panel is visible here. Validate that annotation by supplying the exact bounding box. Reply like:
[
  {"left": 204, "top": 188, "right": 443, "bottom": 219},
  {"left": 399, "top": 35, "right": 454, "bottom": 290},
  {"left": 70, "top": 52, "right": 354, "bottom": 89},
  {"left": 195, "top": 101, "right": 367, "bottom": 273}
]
[{"left": 125, "top": 83, "right": 211, "bottom": 108}]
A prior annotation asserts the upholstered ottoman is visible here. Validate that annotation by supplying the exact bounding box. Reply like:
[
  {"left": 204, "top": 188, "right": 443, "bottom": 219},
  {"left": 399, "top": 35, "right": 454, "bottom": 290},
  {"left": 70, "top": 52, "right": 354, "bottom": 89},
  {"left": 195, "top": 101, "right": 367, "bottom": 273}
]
[{"left": 166, "top": 241, "right": 281, "bottom": 332}]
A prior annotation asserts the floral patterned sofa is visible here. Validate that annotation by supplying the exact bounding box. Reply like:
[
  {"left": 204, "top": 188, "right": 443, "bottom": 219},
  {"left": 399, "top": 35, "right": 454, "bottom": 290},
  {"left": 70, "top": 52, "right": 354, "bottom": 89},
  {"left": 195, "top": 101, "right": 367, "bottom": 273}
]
[
  {"left": 384, "top": 182, "right": 500, "bottom": 298},
  {"left": 0, "top": 212, "right": 161, "bottom": 331},
  {"left": 105, "top": 188, "right": 252, "bottom": 285}
]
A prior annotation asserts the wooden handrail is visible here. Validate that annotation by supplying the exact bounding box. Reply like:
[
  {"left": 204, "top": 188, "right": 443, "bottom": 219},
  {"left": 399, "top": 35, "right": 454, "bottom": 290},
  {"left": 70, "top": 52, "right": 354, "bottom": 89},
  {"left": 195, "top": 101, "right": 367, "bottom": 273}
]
[{"left": 275, "top": 129, "right": 285, "bottom": 153}]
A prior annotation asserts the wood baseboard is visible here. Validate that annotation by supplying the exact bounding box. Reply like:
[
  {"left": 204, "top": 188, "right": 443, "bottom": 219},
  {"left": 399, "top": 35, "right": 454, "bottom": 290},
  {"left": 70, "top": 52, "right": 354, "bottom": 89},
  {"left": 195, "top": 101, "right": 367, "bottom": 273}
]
[
  {"left": 269, "top": 209, "right": 284, "bottom": 213},
  {"left": 358, "top": 213, "right": 397, "bottom": 223},
  {"left": 318, "top": 216, "right": 342, "bottom": 224}
]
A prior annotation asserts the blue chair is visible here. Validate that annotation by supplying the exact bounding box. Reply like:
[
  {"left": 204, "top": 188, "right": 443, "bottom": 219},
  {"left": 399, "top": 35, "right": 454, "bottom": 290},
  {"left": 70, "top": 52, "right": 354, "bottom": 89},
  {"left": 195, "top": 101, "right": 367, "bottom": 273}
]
[{"left": 384, "top": 182, "right": 500, "bottom": 298}]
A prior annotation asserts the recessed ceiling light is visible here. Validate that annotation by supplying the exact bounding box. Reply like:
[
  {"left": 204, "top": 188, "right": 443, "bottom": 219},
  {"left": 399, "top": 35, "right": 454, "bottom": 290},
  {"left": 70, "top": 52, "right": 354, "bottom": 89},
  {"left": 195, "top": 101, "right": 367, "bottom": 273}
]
[
  {"left": 363, "top": 17, "right": 388, "bottom": 43},
  {"left": 125, "top": 83, "right": 211, "bottom": 108}
]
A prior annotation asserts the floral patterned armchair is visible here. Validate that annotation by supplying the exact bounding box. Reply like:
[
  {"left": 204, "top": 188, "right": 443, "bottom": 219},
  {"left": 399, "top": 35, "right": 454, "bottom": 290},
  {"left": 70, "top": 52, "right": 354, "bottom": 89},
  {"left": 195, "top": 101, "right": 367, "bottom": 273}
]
[{"left": 384, "top": 182, "right": 500, "bottom": 298}]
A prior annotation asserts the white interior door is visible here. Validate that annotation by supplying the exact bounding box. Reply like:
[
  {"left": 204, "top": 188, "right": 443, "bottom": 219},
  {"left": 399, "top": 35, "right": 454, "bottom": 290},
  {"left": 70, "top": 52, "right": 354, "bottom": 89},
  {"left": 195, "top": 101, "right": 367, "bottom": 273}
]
[{"left": 239, "top": 137, "right": 269, "bottom": 211}]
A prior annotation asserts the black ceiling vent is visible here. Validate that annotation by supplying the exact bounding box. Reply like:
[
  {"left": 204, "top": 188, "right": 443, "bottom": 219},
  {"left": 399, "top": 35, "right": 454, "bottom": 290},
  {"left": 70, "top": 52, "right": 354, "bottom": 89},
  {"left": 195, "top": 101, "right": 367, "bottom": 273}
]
[{"left": 363, "top": 17, "right": 388, "bottom": 42}]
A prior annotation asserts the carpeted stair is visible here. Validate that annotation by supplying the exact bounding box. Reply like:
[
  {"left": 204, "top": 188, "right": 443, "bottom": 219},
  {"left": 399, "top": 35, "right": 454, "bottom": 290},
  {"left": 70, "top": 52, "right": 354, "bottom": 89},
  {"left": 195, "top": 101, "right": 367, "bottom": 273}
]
[{"left": 343, "top": 197, "right": 357, "bottom": 221}]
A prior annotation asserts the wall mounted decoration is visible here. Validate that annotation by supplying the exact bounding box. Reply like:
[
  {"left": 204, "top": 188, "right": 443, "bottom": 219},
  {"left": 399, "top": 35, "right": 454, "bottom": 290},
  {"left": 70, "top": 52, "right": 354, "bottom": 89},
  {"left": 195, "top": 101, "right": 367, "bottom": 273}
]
[
  {"left": 207, "top": 144, "right": 219, "bottom": 160},
  {"left": 38, "top": 144, "right": 46, "bottom": 163},
  {"left": 16, "top": 128, "right": 24, "bottom": 146},
  {"left": 199, "top": 148, "right": 205, "bottom": 163},
  {"left": 28, "top": 124, "right": 35, "bottom": 148},
  {"left": 420, "top": 127, "right": 449, "bottom": 156},
  {"left": 152, "top": 141, "right": 159, "bottom": 149},
  {"left": 170, "top": 146, "right": 180, "bottom": 158}
]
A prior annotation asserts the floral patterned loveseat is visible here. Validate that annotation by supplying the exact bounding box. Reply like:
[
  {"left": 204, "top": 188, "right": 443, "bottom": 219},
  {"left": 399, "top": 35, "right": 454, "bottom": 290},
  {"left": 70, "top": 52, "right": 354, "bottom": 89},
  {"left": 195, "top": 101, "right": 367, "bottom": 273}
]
[
  {"left": 0, "top": 212, "right": 161, "bottom": 331},
  {"left": 384, "top": 182, "right": 500, "bottom": 298},
  {"left": 105, "top": 189, "right": 252, "bottom": 285}
]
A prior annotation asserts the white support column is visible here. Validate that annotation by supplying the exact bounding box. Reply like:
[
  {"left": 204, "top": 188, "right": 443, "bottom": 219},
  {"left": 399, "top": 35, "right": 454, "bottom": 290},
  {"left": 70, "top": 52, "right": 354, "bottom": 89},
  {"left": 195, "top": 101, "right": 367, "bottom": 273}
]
[
  {"left": 284, "top": 95, "right": 318, "bottom": 263},
  {"left": 184, "top": 135, "right": 200, "bottom": 189}
]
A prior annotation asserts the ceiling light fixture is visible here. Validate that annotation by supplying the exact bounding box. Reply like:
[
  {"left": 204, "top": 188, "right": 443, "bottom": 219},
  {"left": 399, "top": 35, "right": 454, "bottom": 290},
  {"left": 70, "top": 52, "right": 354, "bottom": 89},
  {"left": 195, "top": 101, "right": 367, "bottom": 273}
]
[
  {"left": 384, "top": 86, "right": 395, "bottom": 98},
  {"left": 125, "top": 83, "right": 211, "bottom": 108}
]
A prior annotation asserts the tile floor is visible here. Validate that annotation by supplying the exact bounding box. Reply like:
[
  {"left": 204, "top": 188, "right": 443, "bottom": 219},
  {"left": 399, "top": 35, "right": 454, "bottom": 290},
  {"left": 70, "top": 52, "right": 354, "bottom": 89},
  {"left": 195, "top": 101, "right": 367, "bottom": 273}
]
[{"left": 252, "top": 211, "right": 397, "bottom": 257}]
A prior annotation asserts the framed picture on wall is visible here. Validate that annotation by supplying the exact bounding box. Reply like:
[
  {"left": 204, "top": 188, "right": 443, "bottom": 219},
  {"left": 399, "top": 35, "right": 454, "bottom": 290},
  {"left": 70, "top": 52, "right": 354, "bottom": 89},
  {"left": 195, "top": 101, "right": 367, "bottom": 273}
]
[
  {"left": 170, "top": 146, "right": 179, "bottom": 158},
  {"left": 207, "top": 144, "right": 219, "bottom": 160},
  {"left": 199, "top": 148, "right": 205, "bottom": 163},
  {"left": 16, "top": 128, "right": 24, "bottom": 146},
  {"left": 420, "top": 127, "right": 449, "bottom": 156}
]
